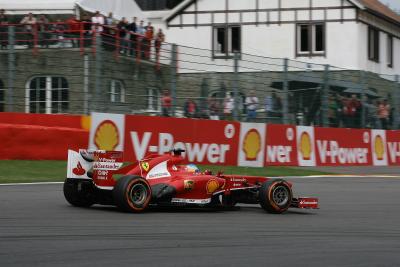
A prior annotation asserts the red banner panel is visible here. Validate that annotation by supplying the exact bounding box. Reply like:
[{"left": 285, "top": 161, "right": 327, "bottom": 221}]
[
  {"left": 314, "top": 127, "right": 372, "bottom": 166},
  {"left": 386, "top": 130, "right": 400, "bottom": 166},
  {"left": 122, "top": 116, "right": 240, "bottom": 165},
  {"left": 0, "top": 123, "right": 88, "bottom": 160},
  {"left": 265, "top": 124, "right": 297, "bottom": 166}
]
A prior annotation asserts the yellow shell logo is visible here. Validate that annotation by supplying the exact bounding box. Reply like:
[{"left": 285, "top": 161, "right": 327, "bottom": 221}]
[
  {"left": 141, "top": 161, "right": 150, "bottom": 172},
  {"left": 374, "top": 135, "right": 384, "bottom": 160},
  {"left": 94, "top": 120, "right": 119, "bottom": 150},
  {"left": 300, "top": 132, "right": 312, "bottom": 160},
  {"left": 206, "top": 179, "right": 219, "bottom": 194},
  {"left": 242, "top": 129, "right": 261, "bottom": 161}
]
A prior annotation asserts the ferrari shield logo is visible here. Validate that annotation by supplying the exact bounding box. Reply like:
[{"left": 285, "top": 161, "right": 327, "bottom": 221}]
[
  {"left": 141, "top": 161, "right": 150, "bottom": 172},
  {"left": 184, "top": 180, "right": 195, "bottom": 191}
]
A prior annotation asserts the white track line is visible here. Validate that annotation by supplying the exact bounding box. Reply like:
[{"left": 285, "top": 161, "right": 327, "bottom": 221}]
[
  {"left": 0, "top": 182, "right": 63, "bottom": 186},
  {"left": 1, "top": 175, "right": 400, "bottom": 186}
]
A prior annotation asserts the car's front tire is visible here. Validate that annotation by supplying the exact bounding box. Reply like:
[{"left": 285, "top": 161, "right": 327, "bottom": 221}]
[
  {"left": 113, "top": 176, "right": 152, "bottom": 213},
  {"left": 259, "top": 179, "right": 292, "bottom": 214}
]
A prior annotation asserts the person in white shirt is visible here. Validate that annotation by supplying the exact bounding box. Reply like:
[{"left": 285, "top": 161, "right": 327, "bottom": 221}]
[
  {"left": 91, "top": 11, "right": 104, "bottom": 33},
  {"left": 223, "top": 92, "right": 234, "bottom": 120},
  {"left": 245, "top": 90, "right": 259, "bottom": 121}
]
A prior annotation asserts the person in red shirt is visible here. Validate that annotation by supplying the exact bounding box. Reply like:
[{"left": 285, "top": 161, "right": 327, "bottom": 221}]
[
  {"left": 342, "top": 94, "right": 361, "bottom": 128},
  {"left": 184, "top": 99, "right": 198, "bottom": 118},
  {"left": 161, "top": 89, "right": 172, "bottom": 117},
  {"left": 66, "top": 15, "right": 82, "bottom": 48},
  {"left": 378, "top": 99, "right": 390, "bottom": 129}
]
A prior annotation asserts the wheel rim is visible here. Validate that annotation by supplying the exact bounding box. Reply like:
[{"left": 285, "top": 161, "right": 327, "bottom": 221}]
[
  {"left": 272, "top": 185, "right": 289, "bottom": 207},
  {"left": 128, "top": 183, "right": 148, "bottom": 206}
]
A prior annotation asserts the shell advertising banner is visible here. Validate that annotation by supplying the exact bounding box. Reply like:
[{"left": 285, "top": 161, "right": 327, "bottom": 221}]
[
  {"left": 314, "top": 127, "right": 372, "bottom": 166},
  {"left": 88, "top": 112, "right": 400, "bottom": 167},
  {"left": 265, "top": 124, "right": 297, "bottom": 166},
  {"left": 89, "top": 113, "right": 240, "bottom": 165},
  {"left": 386, "top": 130, "right": 400, "bottom": 165}
]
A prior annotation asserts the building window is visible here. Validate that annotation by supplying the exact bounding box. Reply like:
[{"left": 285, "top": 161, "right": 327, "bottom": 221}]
[
  {"left": 297, "top": 24, "right": 325, "bottom": 57},
  {"left": 26, "top": 76, "right": 69, "bottom": 114},
  {"left": 109, "top": 80, "right": 125, "bottom": 103},
  {"left": 368, "top": 27, "right": 380, "bottom": 62},
  {"left": 213, "top": 25, "right": 241, "bottom": 58},
  {"left": 147, "top": 88, "right": 160, "bottom": 112},
  {"left": 387, "top": 35, "right": 393, "bottom": 68},
  {"left": 0, "top": 79, "right": 4, "bottom": 112}
]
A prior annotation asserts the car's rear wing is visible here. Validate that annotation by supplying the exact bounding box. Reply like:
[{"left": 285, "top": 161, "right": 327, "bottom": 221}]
[{"left": 67, "top": 149, "right": 124, "bottom": 189}]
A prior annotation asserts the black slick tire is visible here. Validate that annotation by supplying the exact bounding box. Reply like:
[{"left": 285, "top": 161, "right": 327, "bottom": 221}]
[
  {"left": 113, "top": 175, "right": 152, "bottom": 213},
  {"left": 259, "top": 179, "right": 292, "bottom": 214},
  {"left": 63, "top": 178, "right": 95, "bottom": 207}
]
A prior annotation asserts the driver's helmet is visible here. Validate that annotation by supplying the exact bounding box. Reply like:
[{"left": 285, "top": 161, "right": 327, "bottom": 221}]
[{"left": 185, "top": 163, "right": 200, "bottom": 173}]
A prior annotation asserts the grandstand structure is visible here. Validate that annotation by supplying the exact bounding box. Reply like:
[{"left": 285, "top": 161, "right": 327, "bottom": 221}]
[{"left": 0, "top": 0, "right": 399, "bottom": 129}]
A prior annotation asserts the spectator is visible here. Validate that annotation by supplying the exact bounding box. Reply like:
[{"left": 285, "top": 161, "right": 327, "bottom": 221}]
[
  {"left": 20, "top": 13, "right": 37, "bottom": 48},
  {"left": 0, "top": 9, "right": 8, "bottom": 49},
  {"left": 208, "top": 96, "right": 220, "bottom": 120},
  {"left": 161, "top": 89, "right": 172, "bottom": 117},
  {"left": 36, "top": 14, "right": 49, "bottom": 48},
  {"left": 81, "top": 14, "right": 92, "bottom": 47},
  {"left": 66, "top": 15, "right": 81, "bottom": 48},
  {"left": 328, "top": 94, "right": 338, "bottom": 127},
  {"left": 265, "top": 92, "right": 273, "bottom": 119},
  {"left": 128, "top": 17, "right": 137, "bottom": 56},
  {"left": 154, "top": 29, "right": 165, "bottom": 61},
  {"left": 223, "top": 92, "right": 234, "bottom": 120},
  {"left": 136, "top": 20, "right": 145, "bottom": 57},
  {"left": 105, "top": 12, "right": 114, "bottom": 26},
  {"left": 144, "top": 23, "right": 154, "bottom": 59},
  {"left": 342, "top": 94, "right": 360, "bottom": 128},
  {"left": 365, "top": 98, "right": 378, "bottom": 129},
  {"left": 378, "top": 99, "right": 390, "bottom": 129},
  {"left": 245, "top": 90, "right": 259, "bottom": 122},
  {"left": 91, "top": 11, "right": 104, "bottom": 33},
  {"left": 54, "top": 19, "right": 67, "bottom": 48},
  {"left": 184, "top": 99, "right": 198, "bottom": 118},
  {"left": 117, "top": 17, "right": 129, "bottom": 54}
]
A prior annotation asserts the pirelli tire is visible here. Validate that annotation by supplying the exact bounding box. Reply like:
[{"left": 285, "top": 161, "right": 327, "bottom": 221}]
[
  {"left": 113, "top": 175, "right": 152, "bottom": 213},
  {"left": 63, "top": 178, "right": 95, "bottom": 207},
  {"left": 259, "top": 179, "right": 292, "bottom": 214}
]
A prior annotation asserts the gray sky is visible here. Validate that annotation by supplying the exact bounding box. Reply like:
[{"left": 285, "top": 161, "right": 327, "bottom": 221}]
[{"left": 383, "top": 0, "right": 400, "bottom": 11}]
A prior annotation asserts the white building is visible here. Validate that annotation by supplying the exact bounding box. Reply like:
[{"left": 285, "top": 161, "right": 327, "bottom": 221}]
[{"left": 146, "top": 0, "right": 400, "bottom": 76}]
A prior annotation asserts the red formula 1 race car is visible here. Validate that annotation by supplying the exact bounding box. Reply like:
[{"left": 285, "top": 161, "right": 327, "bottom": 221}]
[{"left": 64, "top": 149, "right": 318, "bottom": 214}]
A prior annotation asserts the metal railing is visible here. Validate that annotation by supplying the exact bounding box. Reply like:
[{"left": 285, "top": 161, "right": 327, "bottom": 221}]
[{"left": 0, "top": 23, "right": 399, "bottom": 129}]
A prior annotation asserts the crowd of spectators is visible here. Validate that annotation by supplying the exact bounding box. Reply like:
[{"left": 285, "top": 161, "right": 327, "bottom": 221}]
[{"left": 0, "top": 9, "right": 166, "bottom": 59}]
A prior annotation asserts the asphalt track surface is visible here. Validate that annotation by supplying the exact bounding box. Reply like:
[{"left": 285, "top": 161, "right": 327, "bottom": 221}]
[{"left": 1, "top": 177, "right": 400, "bottom": 267}]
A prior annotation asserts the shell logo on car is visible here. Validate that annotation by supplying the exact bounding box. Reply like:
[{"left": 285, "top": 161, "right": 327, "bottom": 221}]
[
  {"left": 242, "top": 129, "right": 261, "bottom": 161},
  {"left": 299, "top": 132, "right": 312, "bottom": 160},
  {"left": 374, "top": 135, "right": 384, "bottom": 160},
  {"left": 94, "top": 120, "right": 120, "bottom": 150},
  {"left": 206, "top": 179, "right": 219, "bottom": 194}
]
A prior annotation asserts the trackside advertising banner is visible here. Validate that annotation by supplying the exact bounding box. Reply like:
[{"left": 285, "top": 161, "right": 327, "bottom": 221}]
[{"left": 88, "top": 113, "right": 400, "bottom": 167}]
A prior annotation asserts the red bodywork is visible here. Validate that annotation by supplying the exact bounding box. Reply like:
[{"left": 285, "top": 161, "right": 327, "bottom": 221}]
[{"left": 90, "top": 152, "right": 318, "bottom": 209}]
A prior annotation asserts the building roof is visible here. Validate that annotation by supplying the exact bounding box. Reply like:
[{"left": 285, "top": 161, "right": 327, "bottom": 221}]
[
  {"left": 164, "top": 0, "right": 400, "bottom": 26},
  {"left": 358, "top": 0, "right": 400, "bottom": 24}
]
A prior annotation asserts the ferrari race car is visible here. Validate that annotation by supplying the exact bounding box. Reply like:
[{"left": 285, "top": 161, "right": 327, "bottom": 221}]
[{"left": 64, "top": 149, "right": 318, "bottom": 214}]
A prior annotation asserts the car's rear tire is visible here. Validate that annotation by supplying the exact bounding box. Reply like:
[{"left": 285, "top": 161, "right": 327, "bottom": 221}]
[
  {"left": 259, "top": 179, "right": 292, "bottom": 214},
  {"left": 113, "top": 176, "right": 152, "bottom": 213},
  {"left": 63, "top": 178, "right": 95, "bottom": 207}
]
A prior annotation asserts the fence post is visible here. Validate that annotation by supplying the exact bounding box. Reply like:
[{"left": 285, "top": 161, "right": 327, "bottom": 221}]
[
  {"left": 395, "top": 75, "right": 400, "bottom": 129},
  {"left": 94, "top": 33, "right": 103, "bottom": 112},
  {"left": 7, "top": 26, "right": 15, "bottom": 112},
  {"left": 83, "top": 54, "right": 90, "bottom": 115},
  {"left": 360, "top": 70, "right": 367, "bottom": 128},
  {"left": 170, "top": 44, "right": 178, "bottom": 117},
  {"left": 282, "top": 58, "right": 289, "bottom": 124},
  {"left": 321, "top": 64, "right": 330, "bottom": 127},
  {"left": 233, "top": 52, "right": 240, "bottom": 121}
]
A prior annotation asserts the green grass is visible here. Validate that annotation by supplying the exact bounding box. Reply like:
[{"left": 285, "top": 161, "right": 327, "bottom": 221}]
[{"left": 0, "top": 160, "right": 330, "bottom": 184}]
